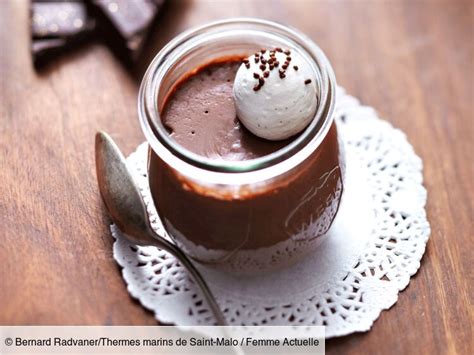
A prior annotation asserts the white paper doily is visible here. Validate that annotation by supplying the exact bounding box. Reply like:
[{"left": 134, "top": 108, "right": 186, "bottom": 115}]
[{"left": 111, "top": 87, "right": 430, "bottom": 338}]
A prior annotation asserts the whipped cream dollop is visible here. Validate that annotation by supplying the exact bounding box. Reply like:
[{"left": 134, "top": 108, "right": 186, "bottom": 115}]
[{"left": 233, "top": 48, "right": 318, "bottom": 141}]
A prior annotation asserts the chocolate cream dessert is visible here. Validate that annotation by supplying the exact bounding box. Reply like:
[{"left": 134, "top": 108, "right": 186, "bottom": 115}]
[{"left": 148, "top": 48, "right": 344, "bottom": 273}]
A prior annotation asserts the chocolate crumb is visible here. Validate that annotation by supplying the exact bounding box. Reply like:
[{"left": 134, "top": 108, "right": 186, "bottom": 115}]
[
  {"left": 274, "top": 61, "right": 279, "bottom": 67},
  {"left": 254, "top": 57, "right": 259, "bottom": 63},
  {"left": 282, "top": 63, "right": 288, "bottom": 70},
  {"left": 305, "top": 79, "right": 312, "bottom": 84},
  {"left": 245, "top": 63, "right": 250, "bottom": 69},
  {"left": 284, "top": 49, "right": 291, "bottom": 55},
  {"left": 293, "top": 65, "right": 299, "bottom": 71},
  {"left": 275, "top": 47, "right": 283, "bottom": 52},
  {"left": 259, "top": 64, "right": 266, "bottom": 70},
  {"left": 243, "top": 58, "right": 249, "bottom": 63},
  {"left": 259, "top": 77, "right": 265, "bottom": 85},
  {"left": 263, "top": 71, "right": 270, "bottom": 78},
  {"left": 286, "top": 56, "right": 291, "bottom": 61},
  {"left": 261, "top": 58, "right": 267, "bottom": 64},
  {"left": 269, "top": 64, "right": 274, "bottom": 70},
  {"left": 261, "top": 49, "right": 266, "bottom": 54},
  {"left": 253, "top": 84, "right": 261, "bottom": 91},
  {"left": 253, "top": 73, "right": 260, "bottom": 79},
  {"left": 255, "top": 52, "right": 260, "bottom": 57}
]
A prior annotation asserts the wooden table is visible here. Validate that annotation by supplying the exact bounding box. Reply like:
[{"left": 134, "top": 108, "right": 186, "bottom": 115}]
[{"left": 1, "top": 1, "right": 472, "bottom": 354}]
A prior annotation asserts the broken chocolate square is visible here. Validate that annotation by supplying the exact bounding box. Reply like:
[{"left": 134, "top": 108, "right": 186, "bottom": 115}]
[
  {"left": 31, "top": 0, "right": 96, "bottom": 69},
  {"left": 89, "top": 0, "right": 165, "bottom": 64}
]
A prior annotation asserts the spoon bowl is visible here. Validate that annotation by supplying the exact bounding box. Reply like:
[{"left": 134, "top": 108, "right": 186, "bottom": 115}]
[{"left": 95, "top": 131, "right": 226, "bottom": 325}]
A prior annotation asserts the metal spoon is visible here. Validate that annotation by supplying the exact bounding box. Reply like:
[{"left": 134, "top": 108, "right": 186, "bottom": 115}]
[{"left": 95, "top": 131, "right": 227, "bottom": 325}]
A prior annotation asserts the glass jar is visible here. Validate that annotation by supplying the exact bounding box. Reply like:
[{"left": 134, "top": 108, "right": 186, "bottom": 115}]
[{"left": 138, "top": 18, "right": 343, "bottom": 274}]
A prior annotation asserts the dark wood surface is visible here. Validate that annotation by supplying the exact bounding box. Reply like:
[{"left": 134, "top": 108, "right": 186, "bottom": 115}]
[{"left": 1, "top": 1, "right": 472, "bottom": 354}]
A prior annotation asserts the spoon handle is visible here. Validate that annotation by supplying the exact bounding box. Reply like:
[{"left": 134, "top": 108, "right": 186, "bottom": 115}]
[{"left": 141, "top": 229, "right": 227, "bottom": 326}]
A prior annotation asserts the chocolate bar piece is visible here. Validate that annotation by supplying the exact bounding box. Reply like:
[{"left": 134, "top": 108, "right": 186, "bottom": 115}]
[
  {"left": 32, "top": 1, "right": 90, "bottom": 37},
  {"left": 90, "top": 0, "right": 165, "bottom": 64},
  {"left": 31, "top": 0, "right": 95, "bottom": 69}
]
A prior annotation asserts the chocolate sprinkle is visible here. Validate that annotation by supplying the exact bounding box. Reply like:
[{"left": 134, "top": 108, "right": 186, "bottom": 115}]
[
  {"left": 249, "top": 47, "right": 303, "bottom": 90},
  {"left": 305, "top": 79, "right": 312, "bottom": 84}
]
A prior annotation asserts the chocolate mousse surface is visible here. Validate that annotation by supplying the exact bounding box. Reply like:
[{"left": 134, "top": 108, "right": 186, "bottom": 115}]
[{"left": 161, "top": 59, "right": 294, "bottom": 161}]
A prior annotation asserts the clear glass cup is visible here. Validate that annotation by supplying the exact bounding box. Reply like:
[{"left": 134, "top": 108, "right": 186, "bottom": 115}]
[{"left": 138, "top": 18, "right": 344, "bottom": 274}]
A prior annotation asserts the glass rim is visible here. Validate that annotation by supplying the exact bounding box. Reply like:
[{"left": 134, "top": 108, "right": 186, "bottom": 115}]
[{"left": 138, "top": 18, "right": 336, "bottom": 185}]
